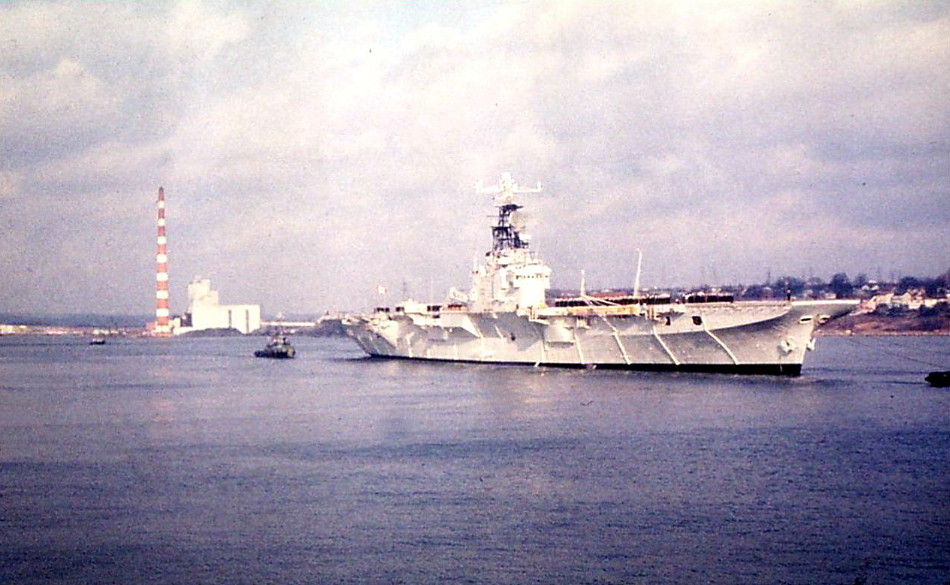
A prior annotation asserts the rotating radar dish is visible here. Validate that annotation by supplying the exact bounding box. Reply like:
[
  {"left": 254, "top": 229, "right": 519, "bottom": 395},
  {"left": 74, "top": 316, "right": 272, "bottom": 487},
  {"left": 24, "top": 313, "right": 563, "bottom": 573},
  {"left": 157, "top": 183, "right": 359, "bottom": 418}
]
[{"left": 509, "top": 211, "right": 527, "bottom": 231}]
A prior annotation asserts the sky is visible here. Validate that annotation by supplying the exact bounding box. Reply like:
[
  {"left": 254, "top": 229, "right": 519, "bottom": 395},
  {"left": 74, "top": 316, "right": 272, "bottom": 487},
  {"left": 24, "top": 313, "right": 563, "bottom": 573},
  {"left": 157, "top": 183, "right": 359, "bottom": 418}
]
[{"left": 1, "top": 0, "right": 948, "bottom": 317}]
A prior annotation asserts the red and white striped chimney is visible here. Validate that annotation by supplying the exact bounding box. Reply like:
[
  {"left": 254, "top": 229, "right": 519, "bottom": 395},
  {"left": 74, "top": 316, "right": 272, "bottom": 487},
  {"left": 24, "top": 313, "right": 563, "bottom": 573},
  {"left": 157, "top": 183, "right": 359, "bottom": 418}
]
[{"left": 154, "top": 186, "right": 171, "bottom": 335}]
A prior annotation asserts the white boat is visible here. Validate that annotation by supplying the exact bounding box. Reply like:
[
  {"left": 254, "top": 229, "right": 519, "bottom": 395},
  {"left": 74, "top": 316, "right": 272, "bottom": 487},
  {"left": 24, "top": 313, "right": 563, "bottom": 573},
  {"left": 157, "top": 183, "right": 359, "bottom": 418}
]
[{"left": 345, "top": 174, "right": 857, "bottom": 376}]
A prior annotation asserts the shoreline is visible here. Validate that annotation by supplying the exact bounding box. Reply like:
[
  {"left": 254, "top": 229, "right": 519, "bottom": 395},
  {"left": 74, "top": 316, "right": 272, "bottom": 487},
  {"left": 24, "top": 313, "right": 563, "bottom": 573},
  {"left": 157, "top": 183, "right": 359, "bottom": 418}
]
[
  {"left": 817, "top": 329, "right": 949, "bottom": 337},
  {"left": 3, "top": 329, "right": 948, "bottom": 338}
]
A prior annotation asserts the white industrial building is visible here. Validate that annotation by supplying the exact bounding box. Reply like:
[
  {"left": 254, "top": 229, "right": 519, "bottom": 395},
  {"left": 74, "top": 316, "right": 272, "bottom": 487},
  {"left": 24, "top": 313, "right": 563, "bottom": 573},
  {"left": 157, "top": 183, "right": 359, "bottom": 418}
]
[{"left": 173, "top": 278, "right": 261, "bottom": 335}]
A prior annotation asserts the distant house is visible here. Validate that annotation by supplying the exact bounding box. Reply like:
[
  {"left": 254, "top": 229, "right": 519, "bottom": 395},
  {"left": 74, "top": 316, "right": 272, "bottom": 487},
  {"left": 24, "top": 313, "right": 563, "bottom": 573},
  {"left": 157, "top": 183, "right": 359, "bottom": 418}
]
[{"left": 859, "top": 288, "right": 946, "bottom": 314}]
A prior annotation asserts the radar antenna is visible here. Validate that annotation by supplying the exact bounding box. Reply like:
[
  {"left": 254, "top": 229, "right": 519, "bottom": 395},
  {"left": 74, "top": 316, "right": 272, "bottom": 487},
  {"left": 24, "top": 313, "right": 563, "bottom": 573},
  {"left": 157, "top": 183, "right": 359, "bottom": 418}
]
[
  {"left": 475, "top": 173, "right": 543, "bottom": 252},
  {"left": 475, "top": 172, "right": 542, "bottom": 206}
]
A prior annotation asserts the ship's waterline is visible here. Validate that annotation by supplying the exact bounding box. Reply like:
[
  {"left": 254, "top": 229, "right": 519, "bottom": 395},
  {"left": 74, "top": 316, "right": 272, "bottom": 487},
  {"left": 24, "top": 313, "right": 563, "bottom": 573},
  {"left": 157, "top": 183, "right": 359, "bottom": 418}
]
[{"left": 345, "top": 174, "right": 857, "bottom": 375}]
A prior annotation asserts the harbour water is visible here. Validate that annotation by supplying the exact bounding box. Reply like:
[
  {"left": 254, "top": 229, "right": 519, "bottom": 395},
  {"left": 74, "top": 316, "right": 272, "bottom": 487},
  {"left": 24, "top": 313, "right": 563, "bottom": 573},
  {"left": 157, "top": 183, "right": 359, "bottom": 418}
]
[{"left": 1, "top": 334, "right": 948, "bottom": 584}]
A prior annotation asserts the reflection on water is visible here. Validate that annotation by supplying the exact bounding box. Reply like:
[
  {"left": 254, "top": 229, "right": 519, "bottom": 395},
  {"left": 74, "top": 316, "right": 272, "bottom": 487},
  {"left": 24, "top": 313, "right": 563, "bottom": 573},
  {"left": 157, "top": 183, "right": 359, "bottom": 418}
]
[{"left": 0, "top": 335, "right": 948, "bottom": 584}]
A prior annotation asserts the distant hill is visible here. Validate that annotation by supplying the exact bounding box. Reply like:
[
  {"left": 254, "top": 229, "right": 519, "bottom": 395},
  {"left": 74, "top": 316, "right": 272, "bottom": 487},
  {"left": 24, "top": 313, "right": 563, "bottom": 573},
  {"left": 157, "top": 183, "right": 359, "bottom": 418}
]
[{"left": 0, "top": 313, "right": 151, "bottom": 328}]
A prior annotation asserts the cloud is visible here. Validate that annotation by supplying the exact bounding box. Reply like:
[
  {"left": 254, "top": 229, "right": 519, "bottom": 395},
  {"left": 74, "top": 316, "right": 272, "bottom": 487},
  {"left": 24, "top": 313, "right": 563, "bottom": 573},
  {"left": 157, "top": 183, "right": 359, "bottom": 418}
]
[
  {"left": 0, "top": 0, "right": 947, "bottom": 315},
  {"left": 166, "top": 1, "right": 250, "bottom": 62}
]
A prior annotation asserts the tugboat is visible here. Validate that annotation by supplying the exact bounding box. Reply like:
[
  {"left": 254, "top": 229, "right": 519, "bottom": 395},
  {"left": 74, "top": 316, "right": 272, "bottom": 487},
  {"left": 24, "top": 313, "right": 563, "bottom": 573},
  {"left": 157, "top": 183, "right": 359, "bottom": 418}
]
[
  {"left": 925, "top": 371, "right": 950, "bottom": 388},
  {"left": 254, "top": 334, "right": 296, "bottom": 359}
]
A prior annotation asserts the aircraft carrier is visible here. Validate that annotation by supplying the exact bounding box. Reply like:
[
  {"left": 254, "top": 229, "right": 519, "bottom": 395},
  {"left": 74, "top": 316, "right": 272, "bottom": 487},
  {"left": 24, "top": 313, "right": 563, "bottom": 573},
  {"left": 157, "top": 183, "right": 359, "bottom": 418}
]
[{"left": 344, "top": 174, "right": 856, "bottom": 376}]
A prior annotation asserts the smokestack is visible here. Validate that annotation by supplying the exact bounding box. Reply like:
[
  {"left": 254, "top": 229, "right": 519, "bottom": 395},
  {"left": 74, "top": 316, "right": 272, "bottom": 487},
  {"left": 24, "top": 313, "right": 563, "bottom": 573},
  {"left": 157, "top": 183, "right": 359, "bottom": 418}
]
[{"left": 154, "top": 187, "right": 171, "bottom": 335}]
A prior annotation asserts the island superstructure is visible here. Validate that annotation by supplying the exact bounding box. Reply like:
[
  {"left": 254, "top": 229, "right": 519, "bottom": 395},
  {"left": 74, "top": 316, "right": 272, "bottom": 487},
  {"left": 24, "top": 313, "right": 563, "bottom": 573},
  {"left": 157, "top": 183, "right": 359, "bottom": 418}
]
[{"left": 344, "top": 174, "right": 857, "bottom": 376}]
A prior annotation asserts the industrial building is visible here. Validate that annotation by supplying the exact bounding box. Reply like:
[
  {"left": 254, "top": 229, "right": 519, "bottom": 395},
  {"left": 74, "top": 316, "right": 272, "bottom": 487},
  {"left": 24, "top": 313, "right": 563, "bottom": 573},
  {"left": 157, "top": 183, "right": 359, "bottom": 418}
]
[
  {"left": 175, "top": 278, "right": 261, "bottom": 335},
  {"left": 146, "top": 187, "right": 261, "bottom": 336}
]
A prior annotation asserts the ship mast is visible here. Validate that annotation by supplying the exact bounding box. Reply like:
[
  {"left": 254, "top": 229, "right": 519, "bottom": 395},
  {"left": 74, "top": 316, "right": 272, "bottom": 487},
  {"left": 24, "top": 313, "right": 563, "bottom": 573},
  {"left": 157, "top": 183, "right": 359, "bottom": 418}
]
[{"left": 476, "top": 172, "right": 542, "bottom": 252}]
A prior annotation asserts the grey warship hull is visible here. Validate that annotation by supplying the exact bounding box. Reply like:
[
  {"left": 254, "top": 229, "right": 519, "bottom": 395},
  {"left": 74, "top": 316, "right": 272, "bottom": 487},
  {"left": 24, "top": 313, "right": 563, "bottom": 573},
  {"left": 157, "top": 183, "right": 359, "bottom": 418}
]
[
  {"left": 345, "top": 299, "right": 856, "bottom": 376},
  {"left": 345, "top": 173, "right": 856, "bottom": 376}
]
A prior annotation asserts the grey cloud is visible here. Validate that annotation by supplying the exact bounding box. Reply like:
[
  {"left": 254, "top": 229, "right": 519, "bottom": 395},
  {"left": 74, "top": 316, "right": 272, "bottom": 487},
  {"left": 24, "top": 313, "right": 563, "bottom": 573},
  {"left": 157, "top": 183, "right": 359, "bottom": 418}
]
[{"left": 1, "top": 1, "right": 947, "bottom": 315}]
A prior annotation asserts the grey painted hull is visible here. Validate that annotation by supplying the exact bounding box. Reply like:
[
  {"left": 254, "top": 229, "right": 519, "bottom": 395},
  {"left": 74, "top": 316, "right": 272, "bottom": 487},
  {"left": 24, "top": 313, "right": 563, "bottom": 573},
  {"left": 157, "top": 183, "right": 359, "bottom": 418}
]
[{"left": 345, "top": 299, "right": 857, "bottom": 376}]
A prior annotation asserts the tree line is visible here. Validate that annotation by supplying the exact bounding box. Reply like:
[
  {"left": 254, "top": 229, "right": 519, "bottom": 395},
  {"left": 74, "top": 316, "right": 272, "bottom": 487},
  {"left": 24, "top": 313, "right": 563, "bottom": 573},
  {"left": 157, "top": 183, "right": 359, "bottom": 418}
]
[{"left": 737, "top": 270, "right": 950, "bottom": 300}]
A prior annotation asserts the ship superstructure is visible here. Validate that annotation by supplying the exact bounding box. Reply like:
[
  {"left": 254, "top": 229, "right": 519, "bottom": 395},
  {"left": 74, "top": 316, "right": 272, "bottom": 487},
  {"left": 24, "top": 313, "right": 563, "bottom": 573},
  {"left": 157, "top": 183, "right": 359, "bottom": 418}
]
[
  {"left": 344, "top": 174, "right": 856, "bottom": 376},
  {"left": 468, "top": 173, "right": 550, "bottom": 313}
]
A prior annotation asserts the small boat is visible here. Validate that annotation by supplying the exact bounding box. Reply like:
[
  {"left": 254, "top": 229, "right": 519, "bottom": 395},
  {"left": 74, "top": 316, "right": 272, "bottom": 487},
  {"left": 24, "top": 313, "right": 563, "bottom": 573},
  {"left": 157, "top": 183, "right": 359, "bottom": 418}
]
[
  {"left": 925, "top": 371, "right": 950, "bottom": 388},
  {"left": 254, "top": 335, "right": 296, "bottom": 359},
  {"left": 89, "top": 337, "right": 107, "bottom": 345}
]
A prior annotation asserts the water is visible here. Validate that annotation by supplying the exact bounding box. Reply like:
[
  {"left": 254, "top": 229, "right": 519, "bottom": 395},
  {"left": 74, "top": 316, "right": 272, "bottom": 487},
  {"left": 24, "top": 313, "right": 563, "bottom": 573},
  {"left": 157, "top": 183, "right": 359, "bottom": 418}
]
[{"left": 1, "top": 335, "right": 948, "bottom": 585}]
